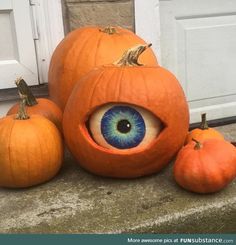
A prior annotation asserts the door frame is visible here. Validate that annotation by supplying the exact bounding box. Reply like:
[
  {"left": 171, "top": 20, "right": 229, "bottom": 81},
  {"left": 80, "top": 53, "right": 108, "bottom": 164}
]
[
  {"left": 134, "top": 0, "right": 236, "bottom": 123},
  {"left": 134, "top": 0, "right": 161, "bottom": 63},
  {"left": 31, "top": 0, "right": 65, "bottom": 84}
]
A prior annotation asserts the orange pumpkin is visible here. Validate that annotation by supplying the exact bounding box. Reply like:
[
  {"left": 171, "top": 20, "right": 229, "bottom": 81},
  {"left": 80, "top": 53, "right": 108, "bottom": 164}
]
[
  {"left": 0, "top": 95, "right": 63, "bottom": 188},
  {"left": 48, "top": 26, "right": 158, "bottom": 109},
  {"left": 7, "top": 78, "right": 63, "bottom": 131},
  {"left": 63, "top": 44, "right": 189, "bottom": 178},
  {"left": 185, "top": 113, "right": 224, "bottom": 144},
  {"left": 174, "top": 139, "right": 236, "bottom": 193}
]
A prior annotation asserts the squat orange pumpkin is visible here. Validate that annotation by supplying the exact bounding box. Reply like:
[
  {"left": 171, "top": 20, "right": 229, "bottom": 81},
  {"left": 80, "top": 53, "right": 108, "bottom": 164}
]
[
  {"left": 7, "top": 78, "right": 63, "bottom": 131},
  {"left": 185, "top": 113, "right": 224, "bottom": 144},
  {"left": 174, "top": 139, "right": 236, "bottom": 193},
  {"left": 0, "top": 96, "right": 63, "bottom": 188},
  {"left": 63, "top": 44, "right": 189, "bottom": 178},
  {"left": 48, "top": 26, "right": 158, "bottom": 109}
]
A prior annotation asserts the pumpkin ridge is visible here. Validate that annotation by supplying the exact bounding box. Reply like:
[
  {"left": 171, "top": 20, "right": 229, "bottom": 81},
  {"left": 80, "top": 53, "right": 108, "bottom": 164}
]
[
  {"left": 116, "top": 67, "right": 126, "bottom": 101},
  {"left": 29, "top": 118, "right": 45, "bottom": 184},
  {"left": 64, "top": 30, "right": 97, "bottom": 93},
  {"left": 69, "top": 33, "right": 93, "bottom": 65},
  {"left": 136, "top": 68, "right": 150, "bottom": 106},
  {"left": 93, "top": 32, "right": 105, "bottom": 67},
  {"left": 88, "top": 69, "right": 107, "bottom": 109},
  {"left": 7, "top": 119, "right": 17, "bottom": 187},
  {"left": 198, "top": 148, "right": 210, "bottom": 192},
  {"left": 175, "top": 146, "right": 194, "bottom": 185},
  {"left": 24, "top": 120, "right": 36, "bottom": 186},
  {"left": 203, "top": 146, "right": 229, "bottom": 191}
]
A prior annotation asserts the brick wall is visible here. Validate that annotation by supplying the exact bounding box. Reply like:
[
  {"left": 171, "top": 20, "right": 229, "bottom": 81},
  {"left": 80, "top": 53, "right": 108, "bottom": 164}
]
[{"left": 62, "top": 0, "right": 134, "bottom": 33}]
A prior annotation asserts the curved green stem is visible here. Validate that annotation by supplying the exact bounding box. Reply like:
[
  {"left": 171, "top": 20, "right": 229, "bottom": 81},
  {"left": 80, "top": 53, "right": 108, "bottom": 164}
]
[
  {"left": 114, "top": 43, "right": 152, "bottom": 67},
  {"left": 15, "top": 78, "right": 38, "bottom": 106},
  {"left": 200, "top": 113, "right": 209, "bottom": 130},
  {"left": 100, "top": 26, "right": 117, "bottom": 35},
  {"left": 192, "top": 138, "right": 202, "bottom": 150}
]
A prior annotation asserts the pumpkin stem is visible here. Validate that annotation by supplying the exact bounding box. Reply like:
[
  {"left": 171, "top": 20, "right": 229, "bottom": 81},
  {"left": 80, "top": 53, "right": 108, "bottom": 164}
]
[
  {"left": 15, "top": 93, "right": 30, "bottom": 120},
  {"left": 200, "top": 113, "right": 209, "bottom": 130},
  {"left": 100, "top": 26, "right": 117, "bottom": 35},
  {"left": 114, "top": 43, "right": 152, "bottom": 67},
  {"left": 192, "top": 138, "right": 202, "bottom": 150},
  {"left": 15, "top": 78, "right": 38, "bottom": 106}
]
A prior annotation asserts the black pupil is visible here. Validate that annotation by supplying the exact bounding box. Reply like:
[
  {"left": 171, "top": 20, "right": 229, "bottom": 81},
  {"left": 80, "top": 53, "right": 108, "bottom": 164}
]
[{"left": 117, "top": 119, "right": 132, "bottom": 134}]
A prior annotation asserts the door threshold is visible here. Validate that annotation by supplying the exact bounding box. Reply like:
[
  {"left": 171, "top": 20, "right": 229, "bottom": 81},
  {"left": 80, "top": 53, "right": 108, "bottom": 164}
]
[
  {"left": 190, "top": 116, "right": 236, "bottom": 130},
  {"left": 0, "top": 84, "right": 48, "bottom": 102}
]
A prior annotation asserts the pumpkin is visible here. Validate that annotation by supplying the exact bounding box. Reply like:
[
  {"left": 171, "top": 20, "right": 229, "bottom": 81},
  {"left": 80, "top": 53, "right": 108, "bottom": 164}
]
[
  {"left": 174, "top": 139, "right": 236, "bottom": 193},
  {"left": 7, "top": 78, "right": 63, "bottom": 131},
  {"left": 185, "top": 113, "right": 224, "bottom": 144},
  {"left": 63, "top": 44, "right": 189, "bottom": 178},
  {"left": 0, "top": 95, "right": 63, "bottom": 188},
  {"left": 48, "top": 26, "right": 158, "bottom": 109}
]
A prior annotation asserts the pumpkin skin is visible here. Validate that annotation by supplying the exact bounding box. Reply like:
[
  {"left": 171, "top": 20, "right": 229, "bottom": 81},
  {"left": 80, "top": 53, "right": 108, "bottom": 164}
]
[
  {"left": 7, "top": 78, "right": 63, "bottom": 131},
  {"left": 7, "top": 98, "right": 63, "bottom": 132},
  {"left": 174, "top": 139, "right": 236, "bottom": 193},
  {"left": 63, "top": 48, "right": 189, "bottom": 178},
  {"left": 48, "top": 26, "right": 158, "bottom": 109},
  {"left": 0, "top": 114, "right": 63, "bottom": 188},
  {"left": 185, "top": 113, "right": 224, "bottom": 144}
]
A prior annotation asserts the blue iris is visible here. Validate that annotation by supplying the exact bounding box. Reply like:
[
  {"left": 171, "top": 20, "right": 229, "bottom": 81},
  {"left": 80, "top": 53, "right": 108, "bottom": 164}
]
[{"left": 101, "top": 106, "right": 146, "bottom": 149}]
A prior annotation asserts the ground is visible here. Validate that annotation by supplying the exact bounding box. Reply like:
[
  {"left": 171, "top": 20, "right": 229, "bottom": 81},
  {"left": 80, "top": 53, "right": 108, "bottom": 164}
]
[{"left": 0, "top": 124, "right": 236, "bottom": 233}]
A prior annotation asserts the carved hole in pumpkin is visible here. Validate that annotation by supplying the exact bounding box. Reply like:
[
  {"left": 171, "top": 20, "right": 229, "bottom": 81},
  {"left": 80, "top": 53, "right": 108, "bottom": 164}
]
[{"left": 84, "top": 103, "right": 165, "bottom": 152}]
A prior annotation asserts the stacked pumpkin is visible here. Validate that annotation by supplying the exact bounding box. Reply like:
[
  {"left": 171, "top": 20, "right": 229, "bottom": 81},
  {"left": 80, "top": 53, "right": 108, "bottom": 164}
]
[
  {"left": 1, "top": 26, "right": 235, "bottom": 193},
  {"left": 174, "top": 113, "right": 236, "bottom": 193}
]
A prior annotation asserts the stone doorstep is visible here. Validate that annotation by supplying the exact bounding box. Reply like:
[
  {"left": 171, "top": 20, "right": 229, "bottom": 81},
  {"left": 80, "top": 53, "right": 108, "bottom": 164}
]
[{"left": 0, "top": 124, "right": 236, "bottom": 233}]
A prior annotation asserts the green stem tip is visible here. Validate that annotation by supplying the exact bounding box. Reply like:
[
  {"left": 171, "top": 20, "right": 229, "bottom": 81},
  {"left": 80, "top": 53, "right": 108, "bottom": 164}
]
[
  {"left": 114, "top": 43, "right": 152, "bottom": 67},
  {"left": 15, "top": 77, "right": 38, "bottom": 107},
  {"left": 200, "top": 113, "right": 209, "bottom": 130},
  {"left": 192, "top": 138, "right": 202, "bottom": 150}
]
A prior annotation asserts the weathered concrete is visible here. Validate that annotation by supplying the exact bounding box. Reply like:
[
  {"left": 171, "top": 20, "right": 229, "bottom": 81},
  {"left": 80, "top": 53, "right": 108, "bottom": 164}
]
[{"left": 0, "top": 124, "right": 236, "bottom": 233}]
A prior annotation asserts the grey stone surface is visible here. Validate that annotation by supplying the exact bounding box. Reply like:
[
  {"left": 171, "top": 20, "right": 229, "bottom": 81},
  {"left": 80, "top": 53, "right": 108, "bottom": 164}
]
[
  {"left": 65, "top": 0, "right": 134, "bottom": 31},
  {"left": 0, "top": 124, "right": 236, "bottom": 233}
]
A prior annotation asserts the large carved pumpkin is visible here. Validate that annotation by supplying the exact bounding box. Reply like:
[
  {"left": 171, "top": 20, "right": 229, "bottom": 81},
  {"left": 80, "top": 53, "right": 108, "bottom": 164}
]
[
  {"left": 63, "top": 44, "right": 189, "bottom": 178},
  {"left": 48, "top": 26, "right": 158, "bottom": 109}
]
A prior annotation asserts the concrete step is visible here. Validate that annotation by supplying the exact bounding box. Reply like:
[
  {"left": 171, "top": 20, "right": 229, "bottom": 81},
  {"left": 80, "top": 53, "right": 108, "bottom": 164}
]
[{"left": 0, "top": 124, "right": 236, "bottom": 233}]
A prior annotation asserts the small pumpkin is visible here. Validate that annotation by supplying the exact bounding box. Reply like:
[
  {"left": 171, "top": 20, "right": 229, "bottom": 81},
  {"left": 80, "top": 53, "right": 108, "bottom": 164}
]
[
  {"left": 174, "top": 139, "right": 236, "bottom": 193},
  {"left": 185, "top": 113, "right": 224, "bottom": 144},
  {"left": 48, "top": 26, "right": 158, "bottom": 109},
  {"left": 7, "top": 78, "right": 62, "bottom": 131},
  {"left": 63, "top": 44, "right": 189, "bottom": 178},
  {"left": 0, "top": 95, "right": 63, "bottom": 188}
]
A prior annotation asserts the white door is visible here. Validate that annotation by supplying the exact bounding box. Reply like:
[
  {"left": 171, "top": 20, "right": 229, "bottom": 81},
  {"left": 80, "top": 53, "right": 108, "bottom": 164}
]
[
  {"left": 135, "top": 0, "right": 236, "bottom": 123},
  {"left": 0, "top": 0, "right": 38, "bottom": 89}
]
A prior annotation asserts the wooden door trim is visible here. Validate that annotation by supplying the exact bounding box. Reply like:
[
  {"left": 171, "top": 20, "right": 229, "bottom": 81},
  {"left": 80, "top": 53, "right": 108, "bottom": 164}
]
[
  {"left": 134, "top": 0, "right": 161, "bottom": 63},
  {"left": 31, "top": 0, "right": 65, "bottom": 84}
]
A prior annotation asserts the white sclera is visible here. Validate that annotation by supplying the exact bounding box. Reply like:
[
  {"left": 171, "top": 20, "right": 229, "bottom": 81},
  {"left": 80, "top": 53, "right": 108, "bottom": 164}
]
[{"left": 89, "top": 103, "right": 163, "bottom": 150}]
